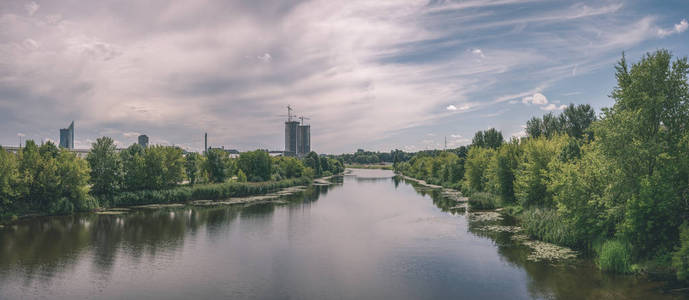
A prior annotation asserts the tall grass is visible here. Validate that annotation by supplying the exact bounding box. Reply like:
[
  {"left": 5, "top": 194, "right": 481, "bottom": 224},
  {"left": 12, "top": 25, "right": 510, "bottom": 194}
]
[
  {"left": 468, "top": 192, "right": 500, "bottom": 210},
  {"left": 520, "top": 208, "right": 578, "bottom": 247},
  {"left": 111, "top": 177, "right": 310, "bottom": 207},
  {"left": 598, "top": 239, "right": 632, "bottom": 273}
]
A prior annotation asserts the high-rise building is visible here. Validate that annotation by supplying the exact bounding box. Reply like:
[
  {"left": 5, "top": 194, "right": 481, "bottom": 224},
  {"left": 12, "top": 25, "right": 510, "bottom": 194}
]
[
  {"left": 138, "top": 134, "right": 149, "bottom": 148},
  {"left": 284, "top": 121, "right": 299, "bottom": 156},
  {"left": 297, "top": 124, "right": 310, "bottom": 156},
  {"left": 59, "top": 121, "right": 74, "bottom": 149}
]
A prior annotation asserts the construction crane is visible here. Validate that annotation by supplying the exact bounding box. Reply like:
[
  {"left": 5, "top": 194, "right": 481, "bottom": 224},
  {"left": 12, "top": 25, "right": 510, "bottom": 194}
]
[
  {"left": 287, "top": 105, "right": 294, "bottom": 122},
  {"left": 298, "top": 116, "right": 310, "bottom": 125}
]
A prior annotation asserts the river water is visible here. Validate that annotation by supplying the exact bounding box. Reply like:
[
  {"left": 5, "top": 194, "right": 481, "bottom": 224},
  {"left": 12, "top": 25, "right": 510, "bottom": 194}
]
[{"left": 0, "top": 169, "right": 682, "bottom": 299}]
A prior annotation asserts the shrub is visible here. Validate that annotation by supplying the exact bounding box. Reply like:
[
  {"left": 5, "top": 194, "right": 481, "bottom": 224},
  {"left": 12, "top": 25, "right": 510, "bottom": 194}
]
[
  {"left": 468, "top": 192, "right": 499, "bottom": 210},
  {"left": 598, "top": 239, "right": 632, "bottom": 274},
  {"left": 673, "top": 222, "right": 689, "bottom": 281}
]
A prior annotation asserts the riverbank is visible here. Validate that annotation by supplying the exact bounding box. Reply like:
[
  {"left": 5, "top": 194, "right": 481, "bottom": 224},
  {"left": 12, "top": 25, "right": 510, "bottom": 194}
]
[
  {"left": 2, "top": 175, "right": 342, "bottom": 224},
  {"left": 345, "top": 163, "right": 393, "bottom": 170},
  {"left": 398, "top": 173, "right": 582, "bottom": 263}
]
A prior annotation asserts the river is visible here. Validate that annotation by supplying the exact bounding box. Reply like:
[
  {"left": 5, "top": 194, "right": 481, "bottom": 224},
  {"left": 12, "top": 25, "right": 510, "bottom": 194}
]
[{"left": 0, "top": 169, "right": 682, "bottom": 299}]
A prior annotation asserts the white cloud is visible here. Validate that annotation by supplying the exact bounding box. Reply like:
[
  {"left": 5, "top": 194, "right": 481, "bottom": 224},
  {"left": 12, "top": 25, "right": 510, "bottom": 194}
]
[
  {"left": 470, "top": 48, "right": 485, "bottom": 58},
  {"left": 657, "top": 19, "right": 688, "bottom": 37},
  {"left": 450, "top": 134, "right": 462, "bottom": 138},
  {"left": 122, "top": 132, "right": 142, "bottom": 138},
  {"left": 446, "top": 105, "right": 457, "bottom": 110},
  {"left": 257, "top": 53, "right": 272, "bottom": 62},
  {"left": 540, "top": 103, "right": 567, "bottom": 111},
  {"left": 25, "top": 2, "right": 39, "bottom": 16},
  {"left": 522, "top": 92, "right": 548, "bottom": 105}
]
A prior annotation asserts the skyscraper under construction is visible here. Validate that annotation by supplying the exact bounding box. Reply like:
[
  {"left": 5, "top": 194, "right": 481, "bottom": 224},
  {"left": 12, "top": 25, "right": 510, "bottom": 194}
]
[{"left": 284, "top": 105, "right": 311, "bottom": 157}]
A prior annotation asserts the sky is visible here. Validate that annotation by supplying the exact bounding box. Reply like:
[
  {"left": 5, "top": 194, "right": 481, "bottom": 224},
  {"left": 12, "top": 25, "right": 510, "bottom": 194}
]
[{"left": 0, "top": 0, "right": 687, "bottom": 154}]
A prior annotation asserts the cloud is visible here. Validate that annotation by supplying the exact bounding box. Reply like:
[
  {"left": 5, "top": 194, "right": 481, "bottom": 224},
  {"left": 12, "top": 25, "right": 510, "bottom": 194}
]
[
  {"left": 122, "top": 132, "right": 142, "bottom": 138},
  {"left": 657, "top": 19, "right": 688, "bottom": 37},
  {"left": 25, "top": 2, "right": 39, "bottom": 16},
  {"left": 469, "top": 48, "right": 485, "bottom": 58},
  {"left": 540, "top": 103, "right": 567, "bottom": 111},
  {"left": 522, "top": 93, "right": 548, "bottom": 105},
  {"left": 257, "top": 53, "right": 272, "bottom": 62},
  {"left": 0, "top": 0, "right": 681, "bottom": 153}
]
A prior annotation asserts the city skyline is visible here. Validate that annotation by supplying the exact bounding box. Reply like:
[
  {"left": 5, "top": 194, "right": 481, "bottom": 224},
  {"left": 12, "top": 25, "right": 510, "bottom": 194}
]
[{"left": 0, "top": 0, "right": 687, "bottom": 154}]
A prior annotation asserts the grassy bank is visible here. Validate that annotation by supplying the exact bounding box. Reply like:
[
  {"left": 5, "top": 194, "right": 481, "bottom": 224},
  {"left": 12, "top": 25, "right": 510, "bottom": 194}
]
[{"left": 106, "top": 177, "right": 312, "bottom": 207}]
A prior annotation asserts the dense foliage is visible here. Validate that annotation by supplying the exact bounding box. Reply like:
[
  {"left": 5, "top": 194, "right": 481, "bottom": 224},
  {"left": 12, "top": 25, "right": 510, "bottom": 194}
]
[
  {"left": 2, "top": 139, "right": 340, "bottom": 220},
  {"left": 396, "top": 50, "right": 689, "bottom": 279},
  {"left": 0, "top": 142, "right": 95, "bottom": 217}
]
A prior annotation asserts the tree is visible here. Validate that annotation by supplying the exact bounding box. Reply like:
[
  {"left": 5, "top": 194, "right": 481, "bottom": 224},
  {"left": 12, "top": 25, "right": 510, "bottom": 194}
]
[
  {"left": 526, "top": 117, "right": 543, "bottom": 138},
  {"left": 560, "top": 104, "right": 596, "bottom": 139},
  {"left": 464, "top": 147, "right": 495, "bottom": 193},
  {"left": 514, "top": 136, "right": 567, "bottom": 207},
  {"left": 238, "top": 150, "right": 272, "bottom": 182},
  {"left": 304, "top": 152, "right": 321, "bottom": 176},
  {"left": 120, "top": 144, "right": 146, "bottom": 191},
  {"left": 53, "top": 150, "right": 94, "bottom": 213},
  {"left": 0, "top": 148, "right": 19, "bottom": 215},
  {"left": 472, "top": 128, "right": 503, "bottom": 149},
  {"left": 185, "top": 152, "right": 204, "bottom": 185},
  {"left": 483, "top": 128, "right": 504, "bottom": 149},
  {"left": 204, "top": 149, "right": 231, "bottom": 183},
  {"left": 595, "top": 50, "right": 689, "bottom": 257},
  {"left": 87, "top": 137, "right": 122, "bottom": 198}
]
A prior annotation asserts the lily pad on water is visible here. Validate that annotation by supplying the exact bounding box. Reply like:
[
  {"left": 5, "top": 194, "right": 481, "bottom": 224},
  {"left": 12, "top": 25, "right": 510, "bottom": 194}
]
[
  {"left": 512, "top": 234, "right": 578, "bottom": 262},
  {"left": 477, "top": 225, "right": 522, "bottom": 233},
  {"left": 469, "top": 211, "right": 503, "bottom": 222}
]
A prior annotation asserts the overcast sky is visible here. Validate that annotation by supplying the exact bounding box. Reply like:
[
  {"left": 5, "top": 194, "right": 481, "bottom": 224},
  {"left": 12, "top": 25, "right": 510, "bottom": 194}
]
[{"left": 0, "top": 0, "right": 687, "bottom": 153}]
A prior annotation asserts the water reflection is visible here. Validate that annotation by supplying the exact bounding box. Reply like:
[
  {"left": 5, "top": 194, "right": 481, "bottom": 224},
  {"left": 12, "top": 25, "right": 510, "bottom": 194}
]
[
  {"left": 399, "top": 176, "right": 682, "bottom": 299},
  {"left": 0, "top": 172, "right": 683, "bottom": 299},
  {"left": 0, "top": 184, "right": 334, "bottom": 286}
]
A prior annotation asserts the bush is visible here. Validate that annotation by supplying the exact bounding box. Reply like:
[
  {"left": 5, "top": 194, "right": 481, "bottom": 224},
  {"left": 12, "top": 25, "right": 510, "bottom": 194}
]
[
  {"left": 598, "top": 239, "right": 632, "bottom": 274},
  {"left": 673, "top": 222, "right": 689, "bottom": 281},
  {"left": 520, "top": 208, "right": 578, "bottom": 247},
  {"left": 468, "top": 192, "right": 499, "bottom": 210}
]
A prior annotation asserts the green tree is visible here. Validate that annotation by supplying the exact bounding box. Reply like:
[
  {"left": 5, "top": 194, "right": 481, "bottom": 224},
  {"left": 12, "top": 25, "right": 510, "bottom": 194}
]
[
  {"left": 238, "top": 150, "right": 272, "bottom": 182},
  {"left": 185, "top": 152, "right": 204, "bottom": 185},
  {"left": 463, "top": 147, "right": 495, "bottom": 193},
  {"left": 514, "top": 136, "right": 566, "bottom": 207},
  {"left": 560, "top": 103, "right": 596, "bottom": 139},
  {"left": 120, "top": 144, "right": 146, "bottom": 191},
  {"left": 304, "top": 152, "right": 321, "bottom": 176},
  {"left": 0, "top": 148, "right": 19, "bottom": 215},
  {"left": 204, "top": 149, "right": 231, "bottom": 183},
  {"left": 596, "top": 50, "right": 689, "bottom": 257},
  {"left": 52, "top": 150, "right": 94, "bottom": 213},
  {"left": 87, "top": 137, "right": 122, "bottom": 198}
]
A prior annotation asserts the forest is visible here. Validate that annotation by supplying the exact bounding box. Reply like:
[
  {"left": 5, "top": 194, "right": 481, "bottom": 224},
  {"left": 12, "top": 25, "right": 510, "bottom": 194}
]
[{"left": 395, "top": 50, "right": 689, "bottom": 279}]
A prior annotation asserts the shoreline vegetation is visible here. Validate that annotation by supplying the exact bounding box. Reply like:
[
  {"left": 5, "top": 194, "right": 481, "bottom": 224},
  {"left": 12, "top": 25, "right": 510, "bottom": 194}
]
[
  {"left": 395, "top": 50, "right": 689, "bottom": 283},
  {"left": 0, "top": 138, "right": 345, "bottom": 224},
  {"left": 344, "top": 163, "right": 393, "bottom": 170}
]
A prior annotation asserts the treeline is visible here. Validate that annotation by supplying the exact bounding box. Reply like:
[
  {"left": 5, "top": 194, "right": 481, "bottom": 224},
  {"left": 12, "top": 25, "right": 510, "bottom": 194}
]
[
  {"left": 397, "top": 50, "right": 689, "bottom": 279},
  {"left": 333, "top": 149, "right": 411, "bottom": 165},
  {"left": 1, "top": 137, "right": 344, "bottom": 219}
]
